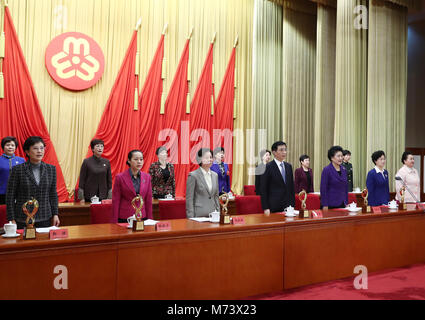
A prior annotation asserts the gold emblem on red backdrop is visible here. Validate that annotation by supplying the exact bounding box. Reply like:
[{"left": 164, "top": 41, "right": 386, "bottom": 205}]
[{"left": 45, "top": 32, "right": 105, "bottom": 91}]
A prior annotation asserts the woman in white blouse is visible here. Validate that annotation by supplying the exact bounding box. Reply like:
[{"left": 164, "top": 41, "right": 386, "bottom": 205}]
[{"left": 395, "top": 151, "right": 420, "bottom": 203}]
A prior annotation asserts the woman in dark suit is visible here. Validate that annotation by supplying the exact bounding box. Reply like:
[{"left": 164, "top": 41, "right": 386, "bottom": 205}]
[
  {"left": 255, "top": 149, "right": 271, "bottom": 196},
  {"left": 112, "top": 150, "right": 153, "bottom": 223},
  {"left": 320, "top": 146, "right": 348, "bottom": 209},
  {"left": 6, "top": 136, "right": 59, "bottom": 229},
  {"left": 149, "top": 146, "right": 175, "bottom": 199},
  {"left": 366, "top": 150, "right": 390, "bottom": 206},
  {"left": 78, "top": 139, "right": 112, "bottom": 203},
  {"left": 294, "top": 154, "right": 314, "bottom": 194}
]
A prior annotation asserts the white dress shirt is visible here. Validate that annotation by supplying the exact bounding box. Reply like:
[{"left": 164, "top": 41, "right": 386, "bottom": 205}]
[{"left": 200, "top": 167, "right": 212, "bottom": 192}]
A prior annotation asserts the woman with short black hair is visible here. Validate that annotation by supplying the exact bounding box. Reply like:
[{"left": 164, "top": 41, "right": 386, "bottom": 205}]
[
  {"left": 0, "top": 136, "right": 25, "bottom": 204},
  {"left": 210, "top": 147, "right": 231, "bottom": 195},
  {"left": 366, "top": 151, "right": 390, "bottom": 206},
  {"left": 395, "top": 151, "right": 420, "bottom": 203},
  {"left": 77, "top": 139, "right": 112, "bottom": 203},
  {"left": 149, "top": 146, "right": 176, "bottom": 199},
  {"left": 6, "top": 136, "right": 59, "bottom": 228},
  {"left": 320, "top": 146, "right": 348, "bottom": 209},
  {"left": 294, "top": 154, "right": 314, "bottom": 194}
]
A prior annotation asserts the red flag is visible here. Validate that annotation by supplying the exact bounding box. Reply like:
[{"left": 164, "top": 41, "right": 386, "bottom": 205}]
[
  {"left": 0, "top": 7, "right": 68, "bottom": 202},
  {"left": 188, "top": 43, "right": 215, "bottom": 172},
  {"left": 213, "top": 48, "right": 236, "bottom": 181},
  {"left": 84, "top": 31, "right": 139, "bottom": 182},
  {"left": 139, "top": 35, "right": 165, "bottom": 172},
  {"left": 159, "top": 40, "right": 190, "bottom": 197}
]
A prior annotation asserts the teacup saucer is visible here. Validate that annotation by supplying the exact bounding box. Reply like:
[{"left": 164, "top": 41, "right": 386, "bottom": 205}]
[
  {"left": 2, "top": 233, "right": 20, "bottom": 238},
  {"left": 388, "top": 206, "right": 398, "bottom": 210},
  {"left": 347, "top": 207, "right": 361, "bottom": 212}
]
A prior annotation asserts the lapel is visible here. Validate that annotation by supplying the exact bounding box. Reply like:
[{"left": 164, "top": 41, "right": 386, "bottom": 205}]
[
  {"left": 271, "top": 160, "right": 285, "bottom": 186},
  {"left": 329, "top": 163, "right": 345, "bottom": 183},
  {"left": 39, "top": 162, "right": 47, "bottom": 184},
  {"left": 123, "top": 170, "right": 137, "bottom": 196},
  {"left": 197, "top": 168, "right": 212, "bottom": 196},
  {"left": 23, "top": 161, "right": 38, "bottom": 187}
]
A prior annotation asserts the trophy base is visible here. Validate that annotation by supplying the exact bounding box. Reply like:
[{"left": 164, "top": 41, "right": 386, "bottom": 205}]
[
  {"left": 23, "top": 227, "right": 36, "bottom": 240},
  {"left": 299, "top": 209, "right": 309, "bottom": 218},
  {"left": 220, "top": 215, "right": 231, "bottom": 224},
  {"left": 362, "top": 206, "right": 371, "bottom": 213},
  {"left": 399, "top": 203, "right": 407, "bottom": 210},
  {"left": 132, "top": 220, "right": 144, "bottom": 231}
]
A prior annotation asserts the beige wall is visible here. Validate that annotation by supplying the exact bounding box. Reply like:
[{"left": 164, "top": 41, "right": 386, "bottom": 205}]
[{"left": 407, "top": 20, "right": 425, "bottom": 148}]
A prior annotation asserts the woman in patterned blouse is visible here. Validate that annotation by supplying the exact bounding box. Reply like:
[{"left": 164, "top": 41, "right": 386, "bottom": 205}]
[{"left": 149, "top": 146, "right": 176, "bottom": 199}]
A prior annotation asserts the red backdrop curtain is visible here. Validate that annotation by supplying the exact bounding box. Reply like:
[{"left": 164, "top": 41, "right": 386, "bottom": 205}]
[
  {"left": 82, "top": 31, "right": 139, "bottom": 183},
  {"left": 139, "top": 35, "right": 165, "bottom": 173},
  {"left": 159, "top": 39, "right": 190, "bottom": 197},
  {"left": 188, "top": 43, "right": 215, "bottom": 172},
  {"left": 0, "top": 7, "right": 68, "bottom": 202},
  {"left": 213, "top": 47, "right": 236, "bottom": 186}
]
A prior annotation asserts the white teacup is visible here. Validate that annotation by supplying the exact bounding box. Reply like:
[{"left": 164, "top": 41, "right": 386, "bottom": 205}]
[
  {"left": 4, "top": 223, "right": 17, "bottom": 236},
  {"left": 348, "top": 202, "right": 357, "bottom": 209},
  {"left": 209, "top": 211, "right": 220, "bottom": 223},
  {"left": 91, "top": 195, "right": 100, "bottom": 204},
  {"left": 388, "top": 200, "right": 397, "bottom": 209},
  {"left": 354, "top": 187, "right": 361, "bottom": 192},
  {"left": 284, "top": 206, "right": 295, "bottom": 215},
  {"left": 127, "top": 215, "right": 136, "bottom": 226}
]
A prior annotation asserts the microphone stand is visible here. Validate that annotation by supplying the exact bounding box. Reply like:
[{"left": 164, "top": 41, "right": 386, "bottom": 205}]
[{"left": 395, "top": 177, "right": 420, "bottom": 203}]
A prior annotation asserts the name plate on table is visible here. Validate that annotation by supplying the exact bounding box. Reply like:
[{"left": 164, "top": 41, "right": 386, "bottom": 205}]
[
  {"left": 416, "top": 203, "right": 425, "bottom": 211},
  {"left": 231, "top": 216, "right": 245, "bottom": 225},
  {"left": 372, "top": 206, "right": 382, "bottom": 213},
  {"left": 155, "top": 221, "right": 171, "bottom": 231},
  {"left": 49, "top": 229, "right": 69, "bottom": 240},
  {"left": 101, "top": 199, "right": 112, "bottom": 204},
  {"left": 311, "top": 210, "right": 323, "bottom": 218}
]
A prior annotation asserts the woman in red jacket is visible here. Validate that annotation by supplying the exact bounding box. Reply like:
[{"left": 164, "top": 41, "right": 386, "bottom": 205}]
[{"left": 113, "top": 150, "right": 153, "bottom": 223}]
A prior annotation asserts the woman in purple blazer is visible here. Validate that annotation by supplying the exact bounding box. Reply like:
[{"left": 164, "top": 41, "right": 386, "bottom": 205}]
[
  {"left": 294, "top": 154, "right": 314, "bottom": 194},
  {"left": 320, "top": 146, "right": 348, "bottom": 209},
  {"left": 113, "top": 150, "right": 153, "bottom": 223}
]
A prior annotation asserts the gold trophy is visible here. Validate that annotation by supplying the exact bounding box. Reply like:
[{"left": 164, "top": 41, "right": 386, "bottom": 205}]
[
  {"left": 361, "top": 189, "right": 371, "bottom": 213},
  {"left": 131, "top": 195, "right": 144, "bottom": 231},
  {"left": 398, "top": 186, "right": 407, "bottom": 210},
  {"left": 219, "top": 193, "right": 231, "bottom": 224},
  {"left": 22, "top": 198, "right": 38, "bottom": 240},
  {"left": 298, "top": 190, "right": 309, "bottom": 218}
]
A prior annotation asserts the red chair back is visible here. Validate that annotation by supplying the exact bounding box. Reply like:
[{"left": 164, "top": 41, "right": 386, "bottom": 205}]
[
  {"left": 158, "top": 199, "right": 186, "bottom": 220},
  {"left": 0, "top": 205, "right": 7, "bottom": 226},
  {"left": 235, "top": 195, "right": 263, "bottom": 215},
  {"left": 90, "top": 203, "right": 115, "bottom": 224},
  {"left": 348, "top": 193, "right": 357, "bottom": 205},
  {"left": 243, "top": 185, "right": 256, "bottom": 196},
  {"left": 295, "top": 193, "right": 321, "bottom": 210}
]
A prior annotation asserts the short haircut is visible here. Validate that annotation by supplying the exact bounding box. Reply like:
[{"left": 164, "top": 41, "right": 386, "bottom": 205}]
[
  {"left": 213, "top": 147, "right": 225, "bottom": 156},
  {"left": 126, "top": 149, "right": 143, "bottom": 166},
  {"left": 342, "top": 150, "right": 351, "bottom": 156},
  {"left": 327, "top": 146, "right": 343, "bottom": 161},
  {"left": 371, "top": 150, "right": 386, "bottom": 164},
  {"left": 299, "top": 154, "right": 310, "bottom": 163},
  {"left": 1, "top": 136, "right": 18, "bottom": 150},
  {"left": 23, "top": 136, "right": 45, "bottom": 158},
  {"left": 259, "top": 149, "right": 271, "bottom": 159},
  {"left": 156, "top": 146, "right": 167, "bottom": 155},
  {"left": 196, "top": 148, "right": 213, "bottom": 166},
  {"left": 90, "top": 139, "right": 104, "bottom": 150},
  {"left": 271, "top": 141, "right": 287, "bottom": 152},
  {"left": 401, "top": 151, "right": 412, "bottom": 164}
]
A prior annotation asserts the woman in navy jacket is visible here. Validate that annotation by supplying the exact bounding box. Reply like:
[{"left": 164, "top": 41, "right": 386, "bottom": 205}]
[
  {"left": 320, "top": 146, "right": 348, "bottom": 209},
  {"left": 366, "top": 150, "right": 390, "bottom": 206}
]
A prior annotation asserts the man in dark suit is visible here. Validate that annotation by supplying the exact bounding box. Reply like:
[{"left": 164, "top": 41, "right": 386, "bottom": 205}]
[
  {"left": 260, "top": 141, "right": 295, "bottom": 214},
  {"left": 6, "top": 136, "right": 59, "bottom": 229}
]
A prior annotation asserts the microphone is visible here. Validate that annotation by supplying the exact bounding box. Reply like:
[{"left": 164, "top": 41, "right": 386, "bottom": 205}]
[{"left": 395, "top": 176, "right": 420, "bottom": 203}]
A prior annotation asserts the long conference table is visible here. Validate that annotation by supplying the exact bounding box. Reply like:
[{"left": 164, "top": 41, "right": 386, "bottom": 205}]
[{"left": 1, "top": 204, "right": 425, "bottom": 300}]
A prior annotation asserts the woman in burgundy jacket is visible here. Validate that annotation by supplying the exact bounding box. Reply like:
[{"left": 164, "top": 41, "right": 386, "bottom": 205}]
[{"left": 294, "top": 154, "right": 314, "bottom": 194}]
